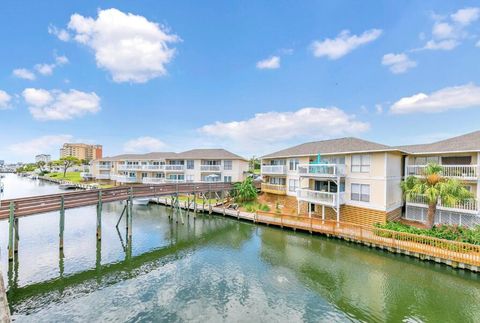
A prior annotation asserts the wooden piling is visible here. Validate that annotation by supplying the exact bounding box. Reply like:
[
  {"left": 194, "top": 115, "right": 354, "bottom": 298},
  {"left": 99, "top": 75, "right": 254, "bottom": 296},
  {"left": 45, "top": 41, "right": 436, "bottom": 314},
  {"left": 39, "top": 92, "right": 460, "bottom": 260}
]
[
  {"left": 96, "top": 191, "right": 102, "bottom": 240},
  {"left": 14, "top": 218, "right": 19, "bottom": 253},
  {"left": 8, "top": 202, "right": 14, "bottom": 261},
  {"left": 59, "top": 196, "right": 65, "bottom": 249}
]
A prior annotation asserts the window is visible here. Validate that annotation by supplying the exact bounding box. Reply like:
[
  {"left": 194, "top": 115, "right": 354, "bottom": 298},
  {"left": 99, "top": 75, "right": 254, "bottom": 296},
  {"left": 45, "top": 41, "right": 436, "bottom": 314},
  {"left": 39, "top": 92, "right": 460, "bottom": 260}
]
[
  {"left": 351, "top": 184, "right": 370, "bottom": 202},
  {"left": 224, "top": 176, "right": 232, "bottom": 183},
  {"left": 289, "top": 158, "right": 299, "bottom": 171},
  {"left": 186, "top": 160, "right": 194, "bottom": 170},
  {"left": 289, "top": 179, "right": 299, "bottom": 192},
  {"left": 269, "top": 177, "right": 286, "bottom": 185},
  {"left": 224, "top": 160, "right": 232, "bottom": 170},
  {"left": 141, "top": 172, "right": 147, "bottom": 178},
  {"left": 442, "top": 156, "right": 472, "bottom": 165},
  {"left": 186, "top": 175, "right": 194, "bottom": 182},
  {"left": 351, "top": 154, "right": 370, "bottom": 173}
]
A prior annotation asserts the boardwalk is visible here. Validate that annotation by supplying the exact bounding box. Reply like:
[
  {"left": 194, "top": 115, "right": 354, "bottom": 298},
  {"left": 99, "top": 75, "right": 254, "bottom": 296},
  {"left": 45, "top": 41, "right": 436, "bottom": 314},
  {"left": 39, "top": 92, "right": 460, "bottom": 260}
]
[{"left": 0, "top": 182, "right": 233, "bottom": 219}]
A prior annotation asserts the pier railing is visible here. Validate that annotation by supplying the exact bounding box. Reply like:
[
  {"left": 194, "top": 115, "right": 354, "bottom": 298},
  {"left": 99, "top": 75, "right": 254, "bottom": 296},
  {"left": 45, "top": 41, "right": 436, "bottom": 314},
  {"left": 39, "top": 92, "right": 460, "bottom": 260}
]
[{"left": 253, "top": 212, "right": 480, "bottom": 267}]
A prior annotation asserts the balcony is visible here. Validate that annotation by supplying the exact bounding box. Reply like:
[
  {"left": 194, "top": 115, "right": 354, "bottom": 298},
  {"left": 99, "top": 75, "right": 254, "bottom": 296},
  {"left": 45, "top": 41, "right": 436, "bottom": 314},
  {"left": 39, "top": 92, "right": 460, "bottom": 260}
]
[
  {"left": 164, "top": 165, "right": 185, "bottom": 171},
  {"left": 261, "top": 183, "right": 287, "bottom": 195},
  {"left": 406, "top": 165, "right": 478, "bottom": 180},
  {"left": 296, "top": 189, "right": 345, "bottom": 207},
  {"left": 406, "top": 195, "right": 479, "bottom": 214},
  {"left": 261, "top": 165, "right": 287, "bottom": 175},
  {"left": 200, "top": 165, "right": 221, "bottom": 172},
  {"left": 142, "top": 177, "right": 166, "bottom": 184},
  {"left": 117, "top": 164, "right": 143, "bottom": 171},
  {"left": 111, "top": 175, "right": 138, "bottom": 183},
  {"left": 80, "top": 172, "right": 93, "bottom": 179},
  {"left": 96, "top": 173, "right": 111, "bottom": 180},
  {"left": 297, "top": 164, "right": 346, "bottom": 177},
  {"left": 98, "top": 164, "right": 111, "bottom": 170}
]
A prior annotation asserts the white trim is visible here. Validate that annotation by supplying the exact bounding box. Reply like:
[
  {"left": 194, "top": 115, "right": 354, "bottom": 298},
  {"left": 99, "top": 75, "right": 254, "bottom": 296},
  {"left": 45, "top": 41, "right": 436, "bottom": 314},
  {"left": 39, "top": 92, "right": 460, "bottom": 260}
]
[
  {"left": 261, "top": 148, "right": 405, "bottom": 160},
  {"left": 384, "top": 152, "right": 388, "bottom": 210}
]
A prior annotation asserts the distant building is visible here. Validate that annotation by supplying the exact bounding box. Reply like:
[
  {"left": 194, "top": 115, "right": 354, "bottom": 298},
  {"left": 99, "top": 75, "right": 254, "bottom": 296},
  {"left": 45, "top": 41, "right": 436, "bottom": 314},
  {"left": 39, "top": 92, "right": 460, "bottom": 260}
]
[
  {"left": 60, "top": 143, "right": 103, "bottom": 161},
  {"left": 0, "top": 160, "right": 4, "bottom": 167},
  {"left": 35, "top": 154, "right": 51, "bottom": 163}
]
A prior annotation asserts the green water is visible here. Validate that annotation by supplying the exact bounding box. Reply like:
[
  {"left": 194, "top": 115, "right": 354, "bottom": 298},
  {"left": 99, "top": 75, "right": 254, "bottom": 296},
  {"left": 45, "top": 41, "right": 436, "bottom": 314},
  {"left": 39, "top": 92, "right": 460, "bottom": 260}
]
[{"left": 1, "top": 174, "right": 480, "bottom": 322}]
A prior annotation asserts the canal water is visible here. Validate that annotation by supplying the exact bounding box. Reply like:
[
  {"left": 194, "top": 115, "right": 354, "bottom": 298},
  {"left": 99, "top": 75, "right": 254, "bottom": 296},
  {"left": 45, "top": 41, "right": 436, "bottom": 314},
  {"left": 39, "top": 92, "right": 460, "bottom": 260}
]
[{"left": 0, "top": 173, "right": 479, "bottom": 322}]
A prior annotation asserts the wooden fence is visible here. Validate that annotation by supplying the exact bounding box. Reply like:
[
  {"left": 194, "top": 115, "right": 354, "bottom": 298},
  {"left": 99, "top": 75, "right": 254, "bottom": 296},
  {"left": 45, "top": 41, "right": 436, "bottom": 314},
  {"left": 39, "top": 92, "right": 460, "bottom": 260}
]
[{"left": 254, "top": 211, "right": 480, "bottom": 267}]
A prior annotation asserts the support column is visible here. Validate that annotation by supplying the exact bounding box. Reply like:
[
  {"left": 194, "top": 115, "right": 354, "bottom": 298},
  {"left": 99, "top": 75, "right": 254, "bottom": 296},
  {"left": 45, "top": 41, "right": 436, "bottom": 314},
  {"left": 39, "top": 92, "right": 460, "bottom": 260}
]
[
  {"left": 96, "top": 191, "right": 102, "bottom": 240},
  {"left": 14, "top": 218, "right": 19, "bottom": 254},
  {"left": 59, "top": 196, "right": 65, "bottom": 249},
  {"left": 322, "top": 205, "right": 325, "bottom": 220},
  {"left": 308, "top": 203, "right": 311, "bottom": 218},
  {"left": 127, "top": 188, "right": 133, "bottom": 238},
  {"left": 8, "top": 202, "right": 14, "bottom": 261}
]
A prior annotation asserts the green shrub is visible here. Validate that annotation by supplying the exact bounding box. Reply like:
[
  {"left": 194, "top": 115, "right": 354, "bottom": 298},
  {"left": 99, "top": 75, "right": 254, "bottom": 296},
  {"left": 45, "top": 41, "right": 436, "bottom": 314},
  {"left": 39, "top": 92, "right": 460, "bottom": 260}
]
[{"left": 374, "top": 222, "right": 480, "bottom": 245}]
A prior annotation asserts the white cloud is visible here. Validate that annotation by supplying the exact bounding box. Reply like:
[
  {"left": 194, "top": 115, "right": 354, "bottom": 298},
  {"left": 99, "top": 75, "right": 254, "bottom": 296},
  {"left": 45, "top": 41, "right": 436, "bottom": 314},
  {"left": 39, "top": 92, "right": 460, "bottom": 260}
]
[
  {"left": 390, "top": 83, "right": 480, "bottom": 114},
  {"left": 451, "top": 7, "right": 480, "bottom": 26},
  {"left": 420, "top": 7, "right": 480, "bottom": 51},
  {"left": 65, "top": 8, "right": 179, "bottom": 83},
  {"left": 311, "top": 29, "right": 382, "bottom": 60},
  {"left": 22, "top": 88, "right": 100, "bottom": 121},
  {"left": 55, "top": 55, "right": 69, "bottom": 65},
  {"left": 256, "top": 56, "right": 280, "bottom": 69},
  {"left": 48, "top": 25, "right": 70, "bottom": 41},
  {"left": 9, "top": 134, "right": 73, "bottom": 158},
  {"left": 476, "top": 40, "right": 480, "bottom": 47},
  {"left": 13, "top": 68, "right": 36, "bottom": 80},
  {"left": 199, "top": 107, "right": 369, "bottom": 151},
  {"left": 34, "top": 63, "right": 55, "bottom": 76},
  {"left": 382, "top": 53, "right": 417, "bottom": 74},
  {"left": 123, "top": 136, "right": 166, "bottom": 153},
  {"left": 0, "top": 90, "right": 12, "bottom": 110},
  {"left": 375, "top": 104, "right": 383, "bottom": 114}
]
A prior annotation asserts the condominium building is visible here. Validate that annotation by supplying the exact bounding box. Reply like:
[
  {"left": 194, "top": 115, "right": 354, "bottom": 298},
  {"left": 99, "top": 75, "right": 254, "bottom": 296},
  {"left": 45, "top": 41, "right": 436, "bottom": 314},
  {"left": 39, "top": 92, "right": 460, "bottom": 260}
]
[
  {"left": 261, "top": 131, "right": 480, "bottom": 227},
  {"left": 261, "top": 138, "right": 404, "bottom": 226},
  {"left": 91, "top": 148, "right": 249, "bottom": 184},
  {"left": 399, "top": 131, "right": 480, "bottom": 227},
  {"left": 60, "top": 143, "right": 103, "bottom": 161},
  {"left": 35, "top": 154, "right": 51, "bottom": 163}
]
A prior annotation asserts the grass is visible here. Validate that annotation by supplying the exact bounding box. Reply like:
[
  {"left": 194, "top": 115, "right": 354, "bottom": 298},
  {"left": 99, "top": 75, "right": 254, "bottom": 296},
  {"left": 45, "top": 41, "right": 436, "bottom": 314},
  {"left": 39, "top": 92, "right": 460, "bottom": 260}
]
[
  {"left": 48, "top": 172, "right": 82, "bottom": 183},
  {"left": 240, "top": 200, "right": 270, "bottom": 213}
]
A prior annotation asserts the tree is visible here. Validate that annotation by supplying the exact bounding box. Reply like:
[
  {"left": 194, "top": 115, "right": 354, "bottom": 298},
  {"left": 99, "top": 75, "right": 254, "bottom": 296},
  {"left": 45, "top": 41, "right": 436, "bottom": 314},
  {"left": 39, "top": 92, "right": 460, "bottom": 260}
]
[
  {"left": 58, "top": 156, "right": 81, "bottom": 178},
  {"left": 401, "top": 163, "right": 473, "bottom": 228},
  {"left": 36, "top": 161, "right": 46, "bottom": 172},
  {"left": 249, "top": 156, "right": 260, "bottom": 172},
  {"left": 234, "top": 177, "right": 258, "bottom": 203}
]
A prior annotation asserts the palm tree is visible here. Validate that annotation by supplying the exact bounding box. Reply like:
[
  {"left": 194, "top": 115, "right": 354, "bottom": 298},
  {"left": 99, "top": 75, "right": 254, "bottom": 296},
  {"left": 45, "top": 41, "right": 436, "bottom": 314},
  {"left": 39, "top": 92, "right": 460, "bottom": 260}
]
[
  {"left": 401, "top": 163, "right": 473, "bottom": 228},
  {"left": 234, "top": 177, "right": 258, "bottom": 203}
]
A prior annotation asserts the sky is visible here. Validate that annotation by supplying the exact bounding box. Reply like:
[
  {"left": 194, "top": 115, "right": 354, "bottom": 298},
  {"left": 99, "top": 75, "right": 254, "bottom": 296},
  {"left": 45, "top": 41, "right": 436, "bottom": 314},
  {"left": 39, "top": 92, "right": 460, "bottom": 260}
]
[{"left": 1, "top": 1, "right": 480, "bottom": 163}]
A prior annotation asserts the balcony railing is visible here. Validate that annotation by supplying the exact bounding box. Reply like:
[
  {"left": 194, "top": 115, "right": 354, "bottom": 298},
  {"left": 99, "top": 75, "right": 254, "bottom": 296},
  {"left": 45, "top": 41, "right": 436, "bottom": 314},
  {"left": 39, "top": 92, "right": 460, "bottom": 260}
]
[
  {"left": 111, "top": 175, "right": 138, "bottom": 183},
  {"left": 261, "top": 183, "right": 287, "bottom": 195},
  {"left": 117, "top": 164, "right": 143, "bottom": 171},
  {"left": 98, "top": 164, "right": 111, "bottom": 170},
  {"left": 261, "top": 165, "right": 287, "bottom": 175},
  {"left": 80, "top": 172, "right": 93, "bottom": 178},
  {"left": 96, "top": 174, "right": 111, "bottom": 180},
  {"left": 142, "top": 177, "right": 167, "bottom": 184},
  {"left": 200, "top": 165, "right": 221, "bottom": 172},
  {"left": 406, "top": 195, "right": 479, "bottom": 214},
  {"left": 297, "top": 164, "right": 346, "bottom": 177},
  {"left": 296, "top": 189, "right": 345, "bottom": 207},
  {"left": 164, "top": 165, "right": 185, "bottom": 171},
  {"left": 406, "top": 165, "right": 478, "bottom": 180}
]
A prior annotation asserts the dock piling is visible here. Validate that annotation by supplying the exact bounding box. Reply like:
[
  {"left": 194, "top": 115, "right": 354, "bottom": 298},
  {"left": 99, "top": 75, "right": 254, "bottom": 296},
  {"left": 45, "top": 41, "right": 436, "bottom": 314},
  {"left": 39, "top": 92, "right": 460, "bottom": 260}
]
[
  {"left": 96, "top": 191, "right": 102, "bottom": 240},
  {"left": 8, "top": 202, "right": 14, "bottom": 261},
  {"left": 59, "top": 196, "right": 65, "bottom": 249}
]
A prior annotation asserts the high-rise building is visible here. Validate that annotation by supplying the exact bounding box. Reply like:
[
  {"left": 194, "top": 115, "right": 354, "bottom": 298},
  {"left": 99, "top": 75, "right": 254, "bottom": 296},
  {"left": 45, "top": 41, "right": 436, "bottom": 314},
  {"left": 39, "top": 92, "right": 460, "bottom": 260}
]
[
  {"left": 60, "top": 143, "right": 103, "bottom": 161},
  {"left": 35, "top": 154, "right": 51, "bottom": 163}
]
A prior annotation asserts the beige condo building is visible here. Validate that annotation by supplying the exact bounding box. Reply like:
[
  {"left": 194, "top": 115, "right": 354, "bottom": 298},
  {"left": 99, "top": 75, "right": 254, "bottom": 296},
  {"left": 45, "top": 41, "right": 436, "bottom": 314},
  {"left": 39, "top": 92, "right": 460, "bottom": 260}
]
[
  {"left": 92, "top": 148, "right": 249, "bottom": 184},
  {"left": 60, "top": 143, "right": 103, "bottom": 161}
]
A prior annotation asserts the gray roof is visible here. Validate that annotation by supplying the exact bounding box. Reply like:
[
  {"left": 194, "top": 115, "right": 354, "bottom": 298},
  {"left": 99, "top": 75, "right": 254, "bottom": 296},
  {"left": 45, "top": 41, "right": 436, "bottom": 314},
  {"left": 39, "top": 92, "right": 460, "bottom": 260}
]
[
  {"left": 396, "top": 130, "right": 480, "bottom": 154},
  {"left": 261, "top": 137, "right": 394, "bottom": 159},
  {"left": 176, "top": 149, "right": 247, "bottom": 160},
  {"left": 100, "top": 149, "right": 246, "bottom": 161}
]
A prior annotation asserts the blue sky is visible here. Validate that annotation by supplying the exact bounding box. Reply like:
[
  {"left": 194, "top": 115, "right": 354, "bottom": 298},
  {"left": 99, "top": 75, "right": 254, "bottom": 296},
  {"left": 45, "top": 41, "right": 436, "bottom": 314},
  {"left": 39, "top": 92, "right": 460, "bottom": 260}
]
[{"left": 1, "top": 1, "right": 480, "bottom": 163}]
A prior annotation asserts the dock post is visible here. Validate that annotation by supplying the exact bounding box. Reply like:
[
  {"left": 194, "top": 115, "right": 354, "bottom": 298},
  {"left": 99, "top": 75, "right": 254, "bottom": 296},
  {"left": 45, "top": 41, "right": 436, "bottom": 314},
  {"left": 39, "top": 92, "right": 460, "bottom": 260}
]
[
  {"left": 14, "top": 218, "right": 19, "bottom": 253},
  {"left": 127, "top": 188, "right": 133, "bottom": 238},
  {"left": 59, "top": 196, "right": 65, "bottom": 249},
  {"left": 8, "top": 202, "right": 14, "bottom": 261},
  {"left": 96, "top": 191, "right": 102, "bottom": 240}
]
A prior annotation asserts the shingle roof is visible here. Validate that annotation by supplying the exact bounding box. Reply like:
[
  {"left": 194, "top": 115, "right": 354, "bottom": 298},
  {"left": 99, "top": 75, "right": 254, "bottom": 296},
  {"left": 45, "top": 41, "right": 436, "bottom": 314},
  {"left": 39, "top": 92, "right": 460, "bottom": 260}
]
[
  {"left": 261, "top": 137, "right": 394, "bottom": 159},
  {"left": 396, "top": 130, "right": 480, "bottom": 154},
  {"left": 100, "top": 149, "right": 246, "bottom": 161},
  {"left": 176, "top": 149, "right": 247, "bottom": 160}
]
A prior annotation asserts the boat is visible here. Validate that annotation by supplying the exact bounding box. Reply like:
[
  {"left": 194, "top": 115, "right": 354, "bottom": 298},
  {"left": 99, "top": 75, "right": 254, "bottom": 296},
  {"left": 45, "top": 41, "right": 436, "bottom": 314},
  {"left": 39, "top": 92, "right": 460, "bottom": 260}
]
[{"left": 133, "top": 198, "right": 150, "bottom": 205}]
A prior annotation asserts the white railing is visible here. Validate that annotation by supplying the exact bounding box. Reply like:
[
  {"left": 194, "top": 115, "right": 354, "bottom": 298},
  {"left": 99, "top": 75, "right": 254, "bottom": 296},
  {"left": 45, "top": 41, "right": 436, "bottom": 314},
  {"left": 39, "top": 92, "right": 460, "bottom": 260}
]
[
  {"left": 98, "top": 164, "right": 111, "bottom": 170},
  {"left": 200, "top": 165, "right": 221, "bottom": 172},
  {"left": 406, "top": 165, "right": 478, "bottom": 179},
  {"left": 297, "top": 164, "right": 346, "bottom": 177},
  {"left": 80, "top": 172, "right": 93, "bottom": 178},
  {"left": 96, "top": 173, "right": 111, "bottom": 180},
  {"left": 261, "top": 183, "right": 287, "bottom": 194},
  {"left": 164, "top": 165, "right": 185, "bottom": 171},
  {"left": 111, "top": 175, "right": 138, "bottom": 183},
  {"left": 142, "top": 177, "right": 167, "bottom": 184},
  {"left": 117, "top": 164, "right": 143, "bottom": 171},
  {"left": 296, "top": 189, "right": 345, "bottom": 207},
  {"left": 261, "top": 165, "right": 287, "bottom": 175},
  {"left": 406, "top": 195, "right": 479, "bottom": 214}
]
